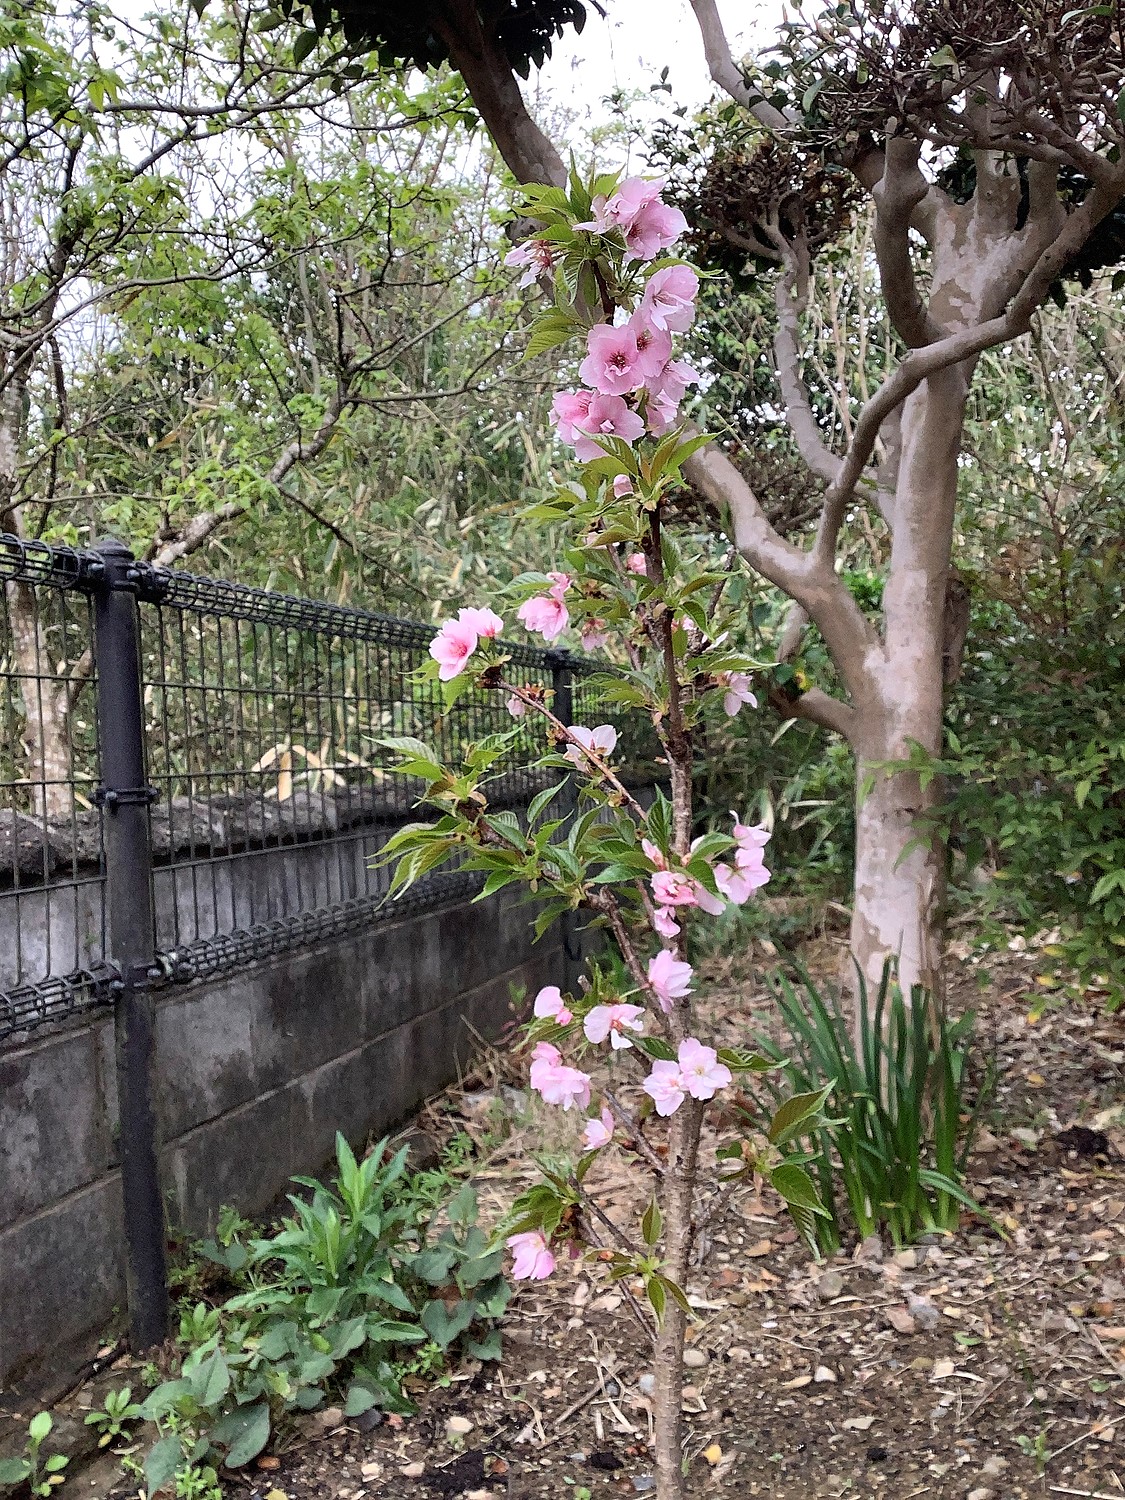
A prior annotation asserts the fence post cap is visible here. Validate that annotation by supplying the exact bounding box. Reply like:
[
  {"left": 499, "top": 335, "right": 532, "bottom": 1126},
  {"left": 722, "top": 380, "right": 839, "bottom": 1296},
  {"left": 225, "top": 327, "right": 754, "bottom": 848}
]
[{"left": 90, "top": 535, "right": 134, "bottom": 560}]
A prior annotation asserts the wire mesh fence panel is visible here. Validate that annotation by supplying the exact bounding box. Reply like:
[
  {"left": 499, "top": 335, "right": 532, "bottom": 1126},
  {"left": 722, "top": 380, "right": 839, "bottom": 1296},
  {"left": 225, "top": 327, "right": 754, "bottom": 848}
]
[
  {"left": 0, "top": 572, "right": 109, "bottom": 1034},
  {"left": 0, "top": 535, "right": 654, "bottom": 1040},
  {"left": 133, "top": 572, "right": 572, "bottom": 983}
]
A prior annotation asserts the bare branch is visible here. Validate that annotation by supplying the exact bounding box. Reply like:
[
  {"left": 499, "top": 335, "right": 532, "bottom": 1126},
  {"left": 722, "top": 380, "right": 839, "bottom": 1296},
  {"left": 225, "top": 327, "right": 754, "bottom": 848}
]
[
  {"left": 687, "top": 0, "right": 792, "bottom": 130},
  {"left": 871, "top": 137, "right": 944, "bottom": 347},
  {"left": 772, "top": 250, "right": 843, "bottom": 485}
]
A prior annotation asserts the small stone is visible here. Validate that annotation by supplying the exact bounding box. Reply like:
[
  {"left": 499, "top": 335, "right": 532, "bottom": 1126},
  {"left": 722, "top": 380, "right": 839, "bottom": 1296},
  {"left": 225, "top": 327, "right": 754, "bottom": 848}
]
[
  {"left": 855, "top": 1234, "right": 884, "bottom": 1264},
  {"left": 400, "top": 1462, "right": 425, "bottom": 1479},
  {"left": 893, "top": 1248, "right": 919, "bottom": 1269},
  {"left": 932, "top": 1358, "right": 955, "bottom": 1381},
  {"left": 885, "top": 1307, "right": 917, "bottom": 1335},
  {"left": 256, "top": 1456, "right": 281, "bottom": 1471},
  {"left": 843, "top": 1416, "right": 875, "bottom": 1432},
  {"left": 967, "top": 1489, "right": 994, "bottom": 1500},
  {"left": 637, "top": 1372, "right": 656, "bottom": 1396},
  {"left": 814, "top": 1365, "right": 837, "bottom": 1384},
  {"left": 682, "top": 1348, "right": 708, "bottom": 1369},
  {"left": 632, "top": 1478, "right": 656, "bottom": 1494},
  {"left": 604, "top": 1379, "right": 621, "bottom": 1397},
  {"left": 906, "top": 1293, "right": 941, "bottom": 1330},
  {"left": 360, "top": 1464, "right": 382, "bottom": 1482},
  {"left": 317, "top": 1407, "right": 345, "bottom": 1429},
  {"left": 981, "top": 1456, "right": 1008, "bottom": 1477},
  {"left": 817, "top": 1271, "right": 845, "bottom": 1300},
  {"left": 727, "top": 1346, "right": 752, "bottom": 1363},
  {"left": 446, "top": 1416, "right": 474, "bottom": 1438}
]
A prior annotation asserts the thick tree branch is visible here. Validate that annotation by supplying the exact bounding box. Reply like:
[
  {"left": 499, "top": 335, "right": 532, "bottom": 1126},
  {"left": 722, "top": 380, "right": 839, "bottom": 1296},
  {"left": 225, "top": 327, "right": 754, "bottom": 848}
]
[
  {"left": 435, "top": 0, "right": 566, "bottom": 186},
  {"left": 773, "top": 251, "right": 842, "bottom": 485},
  {"left": 769, "top": 682, "right": 857, "bottom": 740},
  {"left": 872, "top": 137, "right": 944, "bottom": 347}
]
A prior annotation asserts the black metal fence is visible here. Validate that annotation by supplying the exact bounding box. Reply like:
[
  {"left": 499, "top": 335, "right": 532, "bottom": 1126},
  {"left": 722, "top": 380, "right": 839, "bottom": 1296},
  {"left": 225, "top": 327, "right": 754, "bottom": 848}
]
[{"left": 0, "top": 531, "right": 639, "bottom": 1347}]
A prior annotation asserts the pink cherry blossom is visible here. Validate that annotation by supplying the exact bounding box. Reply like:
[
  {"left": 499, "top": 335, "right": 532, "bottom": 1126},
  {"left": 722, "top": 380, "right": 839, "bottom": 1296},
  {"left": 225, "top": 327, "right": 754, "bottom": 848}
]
[
  {"left": 518, "top": 592, "right": 569, "bottom": 642},
  {"left": 504, "top": 238, "right": 556, "bottom": 288},
  {"left": 582, "top": 1105, "right": 615, "bottom": 1151},
  {"left": 564, "top": 723, "right": 618, "bottom": 767},
  {"left": 507, "top": 1230, "right": 555, "bottom": 1280},
  {"left": 580, "top": 620, "right": 610, "bottom": 652},
  {"left": 583, "top": 1002, "right": 646, "bottom": 1049},
  {"left": 428, "top": 617, "right": 478, "bottom": 681},
  {"left": 531, "top": 1054, "right": 592, "bottom": 1111},
  {"left": 640, "top": 265, "right": 699, "bottom": 333},
  {"left": 720, "top": 671, "right": 758, "bottom": 717},
  {"left": 656, "top": 358, "right": 701, "bottom": 401},
  {"left": 612, "top": 476, "right": 634, "bottom": 498},
  {"left": 551, "top": 389, "right": 594, "bottom": 445},
  {"left": 533, "top": 984, "right": 573, "bottom": 1026},
  {"left": 647, "top": 949, "right": 694, "bottom": 1012},
  {"left": 714, "top": 862, "right": 755, "bottom": 906},
  {"left": 506, "top": 694, "right": 526, "bottom": 719},
  {"left": 732, "top": 814, "right": 771, "bottom": 855},
  {"left": 651, "top": 869, "right": 698, "bottom": 907},
  {"left": 546, "top": 571, "right": 571, "bottom": 598},
  {"left": 577, "top": 176, "right": 666, "bottom": 234},
  {"left": 677, "top": 1037, "right": 732, "bottom": 1100},
  {"left": 644, "top": 1059, "right": 688, "bottom": 1116},
  {"left": 457, "top": 606, "right": 503, "bottom": 639},
  {"left": 646, "top": 387, "right": 681, "bottom": 436},
  {"left": 625, "top": 552, "right": 647, "bottom": 575},
  {"left": 691, "top": 880, "right": 727, "bottom": 916},
  {"left": 641, "top": 837, "right": 666, "bottom": 870},
  {"left": 652, "top": 905, "right": 681, "bottom": 939},
  {"left": 573, "top": 395, "right": 646, "bottom": 462},
  {"left": 579, "top": 323, "right": 643, "bottom": 397},
  {"left": 625, "top": 198, "right": 688, "bottom": 261},
  {"left": 628, "top": 313, "right": 673, "bottom": 381}
]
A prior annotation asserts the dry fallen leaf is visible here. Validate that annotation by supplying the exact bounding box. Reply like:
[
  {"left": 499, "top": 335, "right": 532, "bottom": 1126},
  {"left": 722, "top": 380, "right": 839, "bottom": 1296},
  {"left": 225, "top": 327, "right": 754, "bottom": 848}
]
[
  {"left": 781, "top": 1374, "right": 813, "bottom": 1391},
  {"left": 745, "top": 1238, "right": 773, "bottom": 1258}
]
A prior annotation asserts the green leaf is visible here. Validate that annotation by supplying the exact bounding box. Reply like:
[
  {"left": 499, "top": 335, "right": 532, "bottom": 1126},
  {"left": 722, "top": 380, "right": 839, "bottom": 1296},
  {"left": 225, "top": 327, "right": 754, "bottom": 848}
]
[
  {"left": 189, "top": 1350, "right": 230, "bottom": 1408},
  {"left": 144, "top": 1435, "right": 183, "bottom": 1499},
  {"left": 768, "top": 1083, "right": 834, "bottom": 1146},
  {"left": 344, "top": 1384, "right": 377, "bottom": 1417},
  {"left": 420, "top": 1298, "right": 476, "bottom": 1348},
  {"left": 770, "top": 1162, "right": 831, "bottom": 1217},
  {"left": 635, "top": 1034, "right": 677, "bottom": 1061},
  {"left": 28, "top": 1414, "right": 52, "bottom": 1445},
  {"left": 0, "top": 1460, "right": 31, "bottom": 1485},
  {"left": 215, "top": 1402, "right": 270, "bottom": 1469},
  {"left": 645, "top": 1275, "right": 665, "bottom": 1322},
  {"left": 464, "top": 1329, "right": 503, "bottom": 1361},
  {"left": 292, "top": 28, "right": 319, "bottom": 65},
  {"left": 717, "top": 1047, "right": 780, "bottom": 1073},
  {"left": 641, "top": 1197, "right": 663, "bottom": 1246}
]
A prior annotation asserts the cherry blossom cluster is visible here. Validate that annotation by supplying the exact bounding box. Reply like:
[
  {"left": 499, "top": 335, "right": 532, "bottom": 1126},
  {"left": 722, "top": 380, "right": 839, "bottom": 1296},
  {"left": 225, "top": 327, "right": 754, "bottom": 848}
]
[
  {"left": 512, "top": 176, "right": 703, "bottom": 465},
  {"left": 646, "top": 815, "right": 771, "bottom": 940}
]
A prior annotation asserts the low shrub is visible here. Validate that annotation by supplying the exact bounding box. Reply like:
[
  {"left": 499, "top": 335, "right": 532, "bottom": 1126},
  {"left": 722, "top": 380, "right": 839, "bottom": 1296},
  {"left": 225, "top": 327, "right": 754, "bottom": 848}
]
[
  {"left": 128, "top": 1134, "right": 507, "bottom": 1493},
  {"left": 750, "top": 971, "right": 988, "bottom": 1252}
]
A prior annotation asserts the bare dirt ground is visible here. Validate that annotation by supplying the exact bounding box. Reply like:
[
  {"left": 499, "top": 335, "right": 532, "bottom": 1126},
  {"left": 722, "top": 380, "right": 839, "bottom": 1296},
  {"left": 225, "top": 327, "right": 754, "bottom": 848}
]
[{"left": 256, "top": 938, "right": 1125, "bottom": 1500}]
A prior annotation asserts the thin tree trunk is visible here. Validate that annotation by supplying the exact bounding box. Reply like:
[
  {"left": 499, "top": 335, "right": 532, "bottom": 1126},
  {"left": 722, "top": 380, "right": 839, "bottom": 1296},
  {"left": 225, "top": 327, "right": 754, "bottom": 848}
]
[{"left": 652, "top": 1100, "right": 702, "bottom": 1500}]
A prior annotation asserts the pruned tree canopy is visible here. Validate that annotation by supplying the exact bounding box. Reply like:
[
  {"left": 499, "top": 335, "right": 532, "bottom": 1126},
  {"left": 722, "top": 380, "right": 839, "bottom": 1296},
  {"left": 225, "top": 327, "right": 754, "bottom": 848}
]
[{"left": 286, "top": 0, "right": 588, "bottom": 76}]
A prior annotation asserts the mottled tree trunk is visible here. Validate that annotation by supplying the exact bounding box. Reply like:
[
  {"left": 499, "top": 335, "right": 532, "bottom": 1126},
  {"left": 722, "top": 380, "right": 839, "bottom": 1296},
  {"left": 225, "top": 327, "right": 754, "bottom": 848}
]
[{"left": 848, "top": 367, "right": 968, "bottom": 999}]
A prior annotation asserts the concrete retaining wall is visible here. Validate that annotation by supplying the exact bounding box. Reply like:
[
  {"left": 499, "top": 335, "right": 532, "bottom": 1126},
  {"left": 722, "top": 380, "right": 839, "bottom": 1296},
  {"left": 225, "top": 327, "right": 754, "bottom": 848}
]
[{"left": 0, "top": 889, "right": 558, "bottom": 1390}]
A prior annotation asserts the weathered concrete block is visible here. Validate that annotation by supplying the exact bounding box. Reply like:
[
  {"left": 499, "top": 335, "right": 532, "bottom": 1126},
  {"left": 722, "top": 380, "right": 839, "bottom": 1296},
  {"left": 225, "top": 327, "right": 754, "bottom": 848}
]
[
  {"left": 154, "top": 982, "right": 256, "bottom": 1140},
  {"left": 0, "top": 1021, "right": 115, "bottom": 1229},
  {"left": 0, "top": 1175, "right": 125, "bottom": 1388}
]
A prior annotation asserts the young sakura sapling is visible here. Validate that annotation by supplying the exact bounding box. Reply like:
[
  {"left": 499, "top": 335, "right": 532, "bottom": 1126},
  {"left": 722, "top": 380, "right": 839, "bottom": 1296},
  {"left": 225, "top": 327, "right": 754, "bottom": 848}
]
[{"left": 379, "top": 167, "right": 830, "bottom": 1500}]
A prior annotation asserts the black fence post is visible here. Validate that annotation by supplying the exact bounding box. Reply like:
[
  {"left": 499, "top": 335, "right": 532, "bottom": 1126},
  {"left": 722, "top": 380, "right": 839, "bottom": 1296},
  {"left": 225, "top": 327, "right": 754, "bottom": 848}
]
[
  {"left": 548, "top": 650, "right": 583, "bottom": 994},
  {"left": 92, "top": 538, "right": 169, "bottom": 1352}
]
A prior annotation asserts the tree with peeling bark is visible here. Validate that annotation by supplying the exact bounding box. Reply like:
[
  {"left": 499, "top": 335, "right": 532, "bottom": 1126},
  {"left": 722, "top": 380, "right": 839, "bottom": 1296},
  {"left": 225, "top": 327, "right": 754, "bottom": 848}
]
[{"left": 295, "top": 0, "right": 1125, "bottom": 1000}]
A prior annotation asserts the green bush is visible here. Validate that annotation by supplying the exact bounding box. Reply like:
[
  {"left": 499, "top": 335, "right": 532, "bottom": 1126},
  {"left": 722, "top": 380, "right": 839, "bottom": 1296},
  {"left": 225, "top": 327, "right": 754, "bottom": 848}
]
[
  {"left": 132, "top": 1135, "right": 508, "bottom": 1493},
  {"left": 750, "top": 971, "right": 986, "bottom": 1252}
]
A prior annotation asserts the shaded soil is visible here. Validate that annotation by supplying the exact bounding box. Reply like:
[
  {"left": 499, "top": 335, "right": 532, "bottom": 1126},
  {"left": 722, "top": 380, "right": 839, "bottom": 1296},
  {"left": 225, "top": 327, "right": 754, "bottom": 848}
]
[
  {"left": 56, "top": 938, "right": 1125, "bottom": 1499},
  {"left": 246, "top": 942, "right": 1125, "bottom": 1499}
]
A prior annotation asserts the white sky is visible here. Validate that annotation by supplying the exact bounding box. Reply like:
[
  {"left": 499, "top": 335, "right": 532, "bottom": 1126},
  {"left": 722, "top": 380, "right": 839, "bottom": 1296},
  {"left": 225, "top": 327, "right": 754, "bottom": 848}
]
[{"left": 534, "top": 0, "right": 787, "bottom": 128}]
